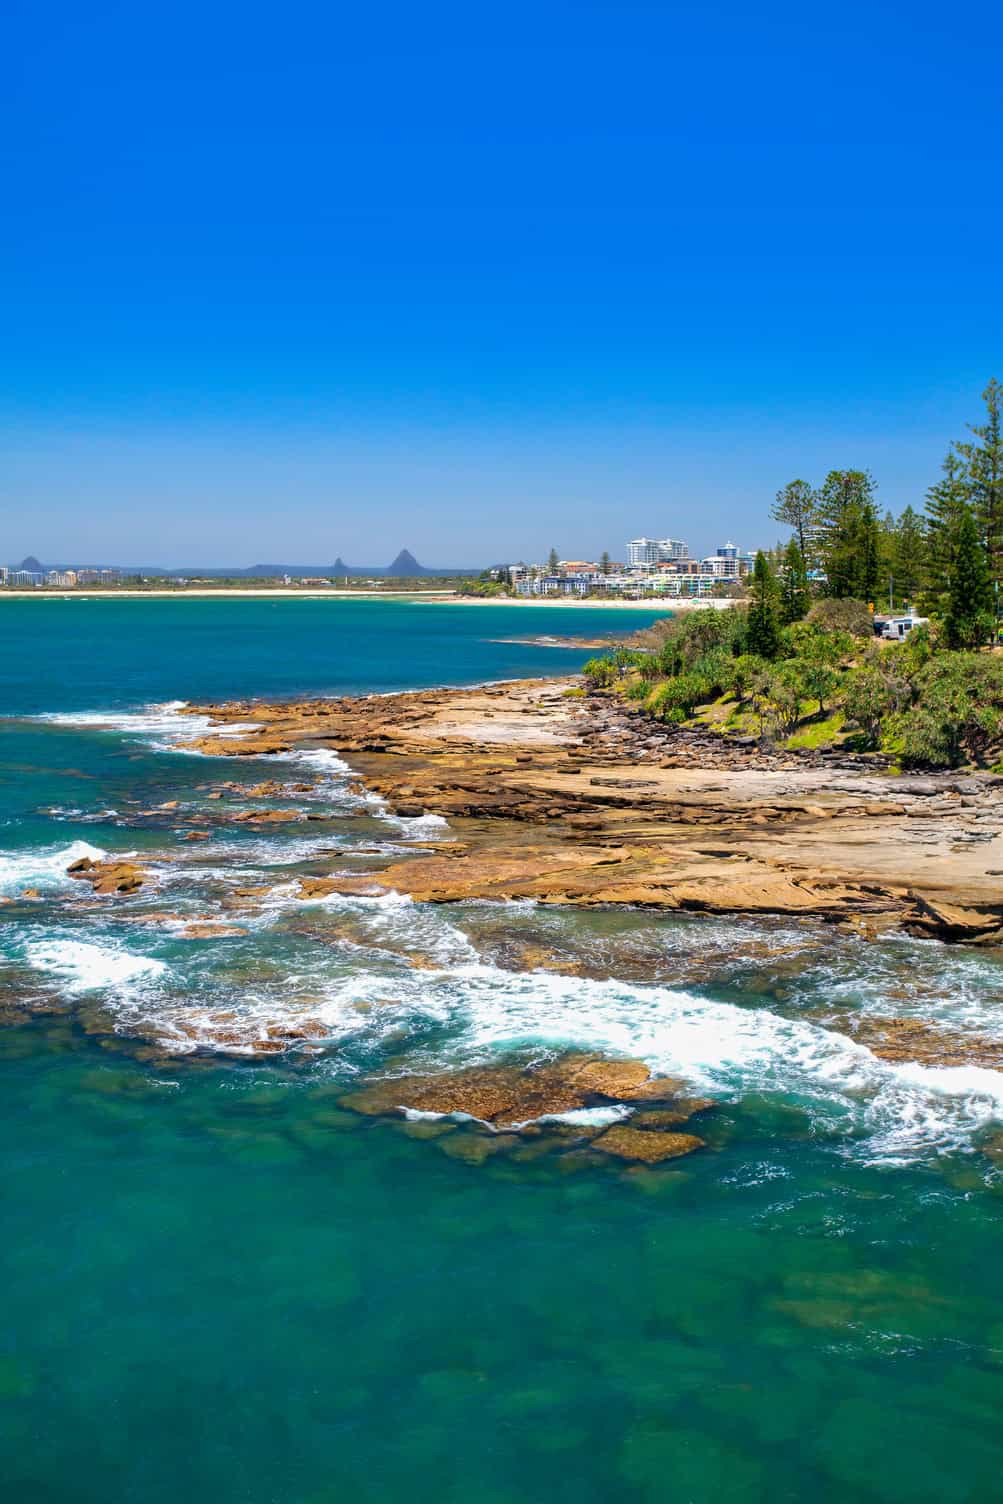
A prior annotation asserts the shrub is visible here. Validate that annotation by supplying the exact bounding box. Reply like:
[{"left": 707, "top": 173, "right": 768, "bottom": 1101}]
[
  {"left": 649, "top": 672, "right": 708, "bottom": 720},
  {"left": 582, "top": 656, "right": 616, "bottom": 688},
  {"left": 782, "top": 621, "right": 854, "bottom": 667},
  {"left": 797, "top": 661, "right": 841, "bottom": 715},
  {"left": 806, "top": 598, "right": 874, "bottom": 639},
  {"left": 691, "top": 648, "right": 736, "bottom": 698},
  {"left": 730, "top": 653, "right": 771, "bottom": 699},
  {"left": 765, "top": 665, "right": 804, "bottom": 736},
  {"left": 894, "top": 654, "right": 1003, "bottom": 766},
  {"left": 645, "top": 606, "right": 749, "bottom": 675},
  {"left": 843, "top": 669, "right": 899, "bottom": 746},
  {"left": 900, "top": 621, "right": 935, "bottom": 672},
  {"left": 634, "top": 653, "right": 663, "bottom": 681}
]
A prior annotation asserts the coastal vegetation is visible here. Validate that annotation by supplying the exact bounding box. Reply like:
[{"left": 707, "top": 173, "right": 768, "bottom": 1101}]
[
  {"left": 586, "top": 608, "right": 1003, "bottom": 769},
  {"left": 583, "top": 380, "right": 1003, "bottom": 769}
]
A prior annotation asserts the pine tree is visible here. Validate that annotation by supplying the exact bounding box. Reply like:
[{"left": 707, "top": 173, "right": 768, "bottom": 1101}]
[
  {"left": 599, "top": 551, "right": 611, "bottom": 575},
  {"left": 960, "top": 378, "right": 1003, "bottom": 588},
  {"left": 779, "top": 538, "right": 809, "bottom": 624},
  {"left": 747, "top": 551, "right": 781, "bottom": 657},
  {"left": 945, "top": 503, "right": 993, "bottom": 649},
  {"left": 547, "top": 548, "right": 560, "bottom": 572},
  {"left": 924, "top": 446, "right": 968, "bottom": 610},
  {"left": 815, "top": 470, "right": 880, "bottom": 600},
  {"left": 771, "top": 480, "right": 818, "bottom": 566},
  {"left": 891, "top": 505, "right": 925, "bottom": 605},
  {"left": 878, "top": 509, "right": 897, "bottom": 605}
]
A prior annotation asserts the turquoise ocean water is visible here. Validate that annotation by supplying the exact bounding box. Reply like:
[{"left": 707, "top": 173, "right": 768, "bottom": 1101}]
[{"left": 2, "top": 598, "right": 1003, "bottom": 1503}]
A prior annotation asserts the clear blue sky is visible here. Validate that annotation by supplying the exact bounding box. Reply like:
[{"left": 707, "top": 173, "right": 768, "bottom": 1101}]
[{"left": 3, "top": 0, "right": 1001, "bottom": 566}]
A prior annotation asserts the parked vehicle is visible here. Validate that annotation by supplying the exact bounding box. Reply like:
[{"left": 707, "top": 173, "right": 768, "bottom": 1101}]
[{"left": 872, "top": 613, "right": 928, "bottom": 641}]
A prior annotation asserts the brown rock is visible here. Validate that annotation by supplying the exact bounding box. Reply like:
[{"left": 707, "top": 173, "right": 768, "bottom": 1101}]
[
  {"left": 632, "top": 1100, "right": 715, "bottom": 1128},
  {"left": 593, "top": 1126, "right": 705, "bottom": 1163},
  {"left": 339, "top": 1053, "right": 677, "bottom": 1129},
  {"left": 181, "top": 922, "right": 249, "bottom": 939},
  {"left": 67, "top": 857, "right": 147, "bottom": 895}
]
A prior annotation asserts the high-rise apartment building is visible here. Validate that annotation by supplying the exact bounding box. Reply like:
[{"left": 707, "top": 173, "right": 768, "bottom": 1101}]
[{"left": 626, "top": 537, "right": 689, "bottom": 568}]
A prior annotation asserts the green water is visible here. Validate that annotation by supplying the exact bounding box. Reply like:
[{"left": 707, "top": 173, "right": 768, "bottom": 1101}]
[{"left": 1, "top": 600, "right": 1002, "bottom": 1502}]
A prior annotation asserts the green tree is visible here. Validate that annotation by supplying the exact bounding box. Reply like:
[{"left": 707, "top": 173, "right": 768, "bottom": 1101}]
[
  {"left": 599, "top": 551, "right": 611, "bottom": 575},
  {"left": 894, "top": 657, "right": 1003, "bottom": 768},
  {"left": 779, "top": 538, "right": 809, "bottom": 624},
  {"left": 891, "top": 505, "right": 926, "bottom": 605},
  {"left": 960, "top": 377, "right": 1003, "bottom": 589},
  {"left": 582, "top": 656, "right": 616, "bottom": 688},
  {"left": 815, "top": 470, "right": 881, "bottom": 601},
  {"left": 878, "top": 509, "right": 898, "bottom": 606},
  {"left": 772, "top": 479, "right": 818, "bottom": 566},
  {"left": 746, "top": 551, "right": 781, "bottom": 658},
  {"left": 806, "top": 597, "right": 874, "bottom": 638},
  {"left": 944, "top": 504, "right": 993, "bottom": 649},
  {"left": 844, "top": 669, "right": 898, "bottom": 747},
  {"left": 924, "top": 446, "right": 969, "bottom": 610},
  {"left": 547, "top": 548, "right": 560, "bottom": 573},
  {"left": 765, "top": 664, "right": 803, "bottom": 736}
]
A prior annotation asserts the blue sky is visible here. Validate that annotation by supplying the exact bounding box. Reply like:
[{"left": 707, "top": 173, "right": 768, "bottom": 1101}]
[{"left": 3, "top": 0, "right": 1001, "bottom": 565}]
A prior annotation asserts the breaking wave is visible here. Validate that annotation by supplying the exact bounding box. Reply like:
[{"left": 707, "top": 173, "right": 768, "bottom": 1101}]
[
  {"left": 0, "top": 840, "right": 107, "bottom": 896},
  {"left": 24, "top": 936, "right": 170, "bottom": 993}
]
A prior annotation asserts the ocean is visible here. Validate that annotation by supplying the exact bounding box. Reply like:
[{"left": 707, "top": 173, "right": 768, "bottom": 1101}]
[{"left": 1, "top": 597, "right": 1002, "bottom": 1503}]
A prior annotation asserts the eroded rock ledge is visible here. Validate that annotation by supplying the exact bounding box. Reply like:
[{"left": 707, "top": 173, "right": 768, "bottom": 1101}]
[
  {"left": 180, "top": 678, "right": 1003, "bottom": 943},
  {"left": 340, "top": 1053, "right": 710, "bottom": 1164}
]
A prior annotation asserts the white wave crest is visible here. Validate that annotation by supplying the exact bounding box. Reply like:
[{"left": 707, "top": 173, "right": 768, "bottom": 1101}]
[
  {"left": 0, "top": 840, "right": 107, "bottom": 895},
  {"left": 34, "top": 702, "right": 262, "bottom": 754},
  {"left": 25, "top": 937, "right": 169, "bottom": 993}
]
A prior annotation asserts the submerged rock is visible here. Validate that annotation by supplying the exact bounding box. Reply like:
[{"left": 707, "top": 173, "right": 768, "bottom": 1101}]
[
  {"left": 180, "top": 922, "right": 249, "bottom": 939},
  {"left": 593, "top": 1126, "right": 705, "bottom": 1162},
  {"left": 833, "top": 1014, "right": 1003, "bottom": 1071}
]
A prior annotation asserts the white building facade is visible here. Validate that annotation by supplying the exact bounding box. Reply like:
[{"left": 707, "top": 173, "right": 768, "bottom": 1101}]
[{"left": 626, "top": 537, "right": 690, "bottom": 568}]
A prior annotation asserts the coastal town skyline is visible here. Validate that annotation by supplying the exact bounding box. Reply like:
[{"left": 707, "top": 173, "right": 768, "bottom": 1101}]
[{"left": 1, "top": 537, "right": 757, "bottom": 595}]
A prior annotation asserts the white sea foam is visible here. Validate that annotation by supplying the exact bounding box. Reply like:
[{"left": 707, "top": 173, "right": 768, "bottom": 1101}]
[
  {"left": 386, "top": 811, "right": 451, "bottom": 835},
  {"left": 297, "top": 953, "right": 1003, "bottom": 1163},
  {"left": 0, "top": 840, "right": 107, "bottom": 895},
  {"left": 29, "top": 881, "right": 1000, "bottom": 1157},
  {"left": 34, "top": 702, "right": 263, "bottom": 754},
  {"left": 24, "top": 937, "right": 169, "bottom": 993},
  {"left": 17, "top": 698, "right": 1003, "bottom": 1161},
  {"left": 533, "top": 1105, "right": 633, "bottom": 1129},
  {"left": 280, "top": 746, "right": 354, "bottom": 777}
]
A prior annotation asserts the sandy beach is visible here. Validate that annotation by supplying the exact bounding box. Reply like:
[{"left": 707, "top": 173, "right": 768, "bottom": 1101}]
[{"left": 0, "top": 588, "right": 722, "bottom": 610}]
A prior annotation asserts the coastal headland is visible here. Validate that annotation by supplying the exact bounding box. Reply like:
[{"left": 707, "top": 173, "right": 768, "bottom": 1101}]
[{"left": 181, "top": 676, "right": 1003, "bottom": 945}]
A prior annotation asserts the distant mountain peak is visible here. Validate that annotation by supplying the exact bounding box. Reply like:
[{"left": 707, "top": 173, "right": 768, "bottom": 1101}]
[
  {"left": 386, "top": 548, "right": 422, "bottom": 576},
  {"left": 332, "top": 557, "right": 349, "bottom": 574},
  {"left": 18, "top": 555, "right": 45, "bottom": 572}
]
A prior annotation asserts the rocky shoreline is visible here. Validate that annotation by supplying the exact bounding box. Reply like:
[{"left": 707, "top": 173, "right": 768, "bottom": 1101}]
[{"left": 181, "top": 676, "right": 1003, "bottom": 945}]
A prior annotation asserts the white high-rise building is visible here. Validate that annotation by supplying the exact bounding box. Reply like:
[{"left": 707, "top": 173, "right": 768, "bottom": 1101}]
[
  {"left": 626, "top": 537, "right": 689, "bottom": 568},
  {"left": 627, "top": 538, "right": 658, "bottom": 567}
]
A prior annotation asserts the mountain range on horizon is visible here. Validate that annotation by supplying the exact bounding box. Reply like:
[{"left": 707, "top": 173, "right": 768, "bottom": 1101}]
[{"left": 11, "top": 550, "right": 484, "bottom": 579}]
